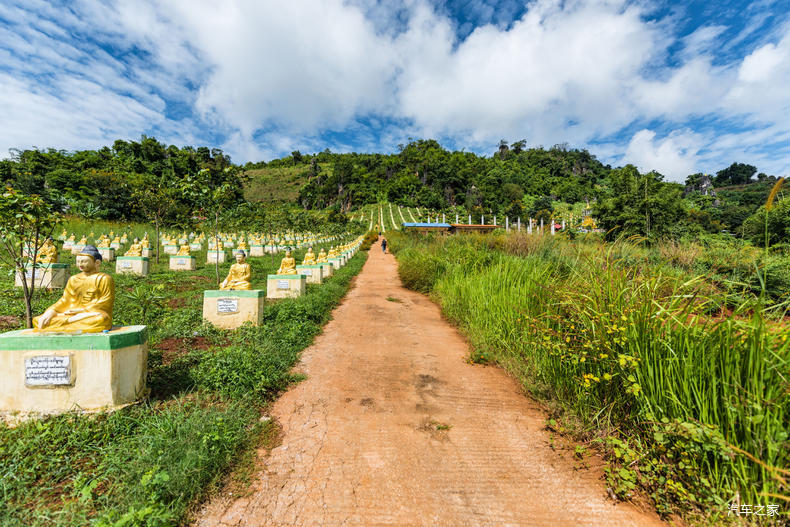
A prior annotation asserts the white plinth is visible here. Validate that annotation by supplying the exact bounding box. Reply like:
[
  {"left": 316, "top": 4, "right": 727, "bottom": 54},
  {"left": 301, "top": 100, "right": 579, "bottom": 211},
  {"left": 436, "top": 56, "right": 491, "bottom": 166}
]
[
  {"left": 0, "top": 326, "right": 148, "bottom": 414},
  {"left": 266, "top": 274, "right": 306, "bottom": 299},
  {"left": 169, "top": 256, "right": 196, "bottom": 271},
  {"left": 207, "top": 250, "right": 226, "bottom": 264},
  {"left": 202, "top": 290, "right": 266, "bottom": 329},
  {"left": 15, "top": 264, "right": 69, "bottom": 290},
  {"left": 296, "top": 265, "right": 323, "bottom": 284},
  {"left": 116, "top": 257, "right": 149, "bottom": 276}
]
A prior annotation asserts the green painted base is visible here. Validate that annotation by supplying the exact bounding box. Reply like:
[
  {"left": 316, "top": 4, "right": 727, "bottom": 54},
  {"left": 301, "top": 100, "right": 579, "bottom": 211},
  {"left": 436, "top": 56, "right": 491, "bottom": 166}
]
[
  {"left": 267, "top": 274, "right": 303, "bottom": 280},
  {"left": 204, "top": 289, "right": 266, "bottom": 298},
  {"left": 0, "top": 325, "right": 148, "bottom": 351}
]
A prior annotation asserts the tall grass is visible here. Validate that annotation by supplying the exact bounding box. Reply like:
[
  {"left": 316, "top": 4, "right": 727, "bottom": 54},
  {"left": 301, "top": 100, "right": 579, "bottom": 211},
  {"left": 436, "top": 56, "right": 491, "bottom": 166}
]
[{"left": 390, "top": 232, "right": 789, "bottom": 519}]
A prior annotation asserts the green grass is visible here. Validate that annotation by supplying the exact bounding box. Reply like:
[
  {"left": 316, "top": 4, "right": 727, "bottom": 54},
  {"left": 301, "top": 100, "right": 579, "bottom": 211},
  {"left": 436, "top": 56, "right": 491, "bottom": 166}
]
[
  {"left": 389, "top": 231, "right": 789, "bottom": 522},
  {"left": 0, "top": 229, "right": 368, "bottom": 526},
  {"left": 242, "top": 164, "right": 331, "bottom": 202}
]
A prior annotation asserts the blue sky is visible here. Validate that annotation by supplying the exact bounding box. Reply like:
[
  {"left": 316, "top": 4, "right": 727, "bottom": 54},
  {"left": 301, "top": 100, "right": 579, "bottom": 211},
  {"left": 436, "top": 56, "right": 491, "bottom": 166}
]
[{"left": 1, "top": 0, "right": 790, "bottom": 181}]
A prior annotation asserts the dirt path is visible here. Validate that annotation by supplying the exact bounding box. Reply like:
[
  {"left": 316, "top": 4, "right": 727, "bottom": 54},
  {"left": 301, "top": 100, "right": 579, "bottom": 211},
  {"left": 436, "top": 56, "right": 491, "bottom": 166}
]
[{"left": 197, "top": 242, "right": 664, "bottom": 526}]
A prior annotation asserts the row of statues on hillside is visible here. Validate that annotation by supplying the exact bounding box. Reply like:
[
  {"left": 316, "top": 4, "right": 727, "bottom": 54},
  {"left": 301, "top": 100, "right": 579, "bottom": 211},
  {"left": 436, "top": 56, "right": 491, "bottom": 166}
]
[{"left": 29, "top": 243, "right": 351, "bottom": 333}]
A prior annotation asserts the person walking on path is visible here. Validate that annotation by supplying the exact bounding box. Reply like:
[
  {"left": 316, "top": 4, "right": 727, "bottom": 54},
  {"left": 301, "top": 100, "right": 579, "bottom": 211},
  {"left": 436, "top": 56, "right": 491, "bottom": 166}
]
[{"left": 381, "top": 236, "right": 387, "bottom": 253}]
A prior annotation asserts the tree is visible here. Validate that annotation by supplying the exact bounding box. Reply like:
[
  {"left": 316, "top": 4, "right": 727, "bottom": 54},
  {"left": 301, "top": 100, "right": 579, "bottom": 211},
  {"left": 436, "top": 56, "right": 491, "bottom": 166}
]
[
  {"left": 180, "top": 168, "right": 241, "bottom": 285},
  {"left": 133, "top": 182, "right": 180, "bottom": 264},
  {"left": 511, "top": 139, "right": 527, "bottom": 154},
  {"left": 714, "top": 162, "right": 757, "bottom": 186},
  {"left": 594, "top": 165, "right": 684, "bottom": 240},
  {"left": 0, "top": 187, "right": 59, "bottom": 327}
]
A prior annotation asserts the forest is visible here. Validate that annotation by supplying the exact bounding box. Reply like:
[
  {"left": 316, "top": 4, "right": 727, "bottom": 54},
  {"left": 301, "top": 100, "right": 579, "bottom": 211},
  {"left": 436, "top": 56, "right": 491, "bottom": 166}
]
[{"left": 1, "top": 136, "right": 787, "bottom": 246}]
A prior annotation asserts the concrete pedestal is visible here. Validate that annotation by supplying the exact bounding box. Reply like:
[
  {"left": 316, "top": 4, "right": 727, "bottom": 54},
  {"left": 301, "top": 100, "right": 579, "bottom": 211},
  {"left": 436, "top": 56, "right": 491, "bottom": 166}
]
[
  {"left": 116, "top": 256, "right": 150, "bottom": 276},
  {"left": 203, "top": 290, "right": 265, "bottom": 329},
  {"left": 266, "top": 274, "right": 306, "bottom": 299},
  {"left": 0, "top": 326, "right": 148, "bottom": 414},
  {"left": 110, "top": 243, "right": 121, "bottom": 250},
  {"left": 63, "top": 241, "right": 74, "bottom": 250},
  {"left": 296, "top": 264, "right": 323, "bottom": 284},
  {"left": 169, "top": 255, "right": 196, "bottom": 271},
  {"left": 189, "top": 243, "right": 202, "bottom": 251},
  {"left": 141, "top": 248, "right": 153, "bottom": 258},
  {"left": 70, "top": 244, "right": 85, "bottom": 255},
  {"left": 15, "top": 263, "right": 69, "bottom": 290},
  {"left": 264, "top": 245, "right": 278, "bottom": 254},
  {"left": 163, "top": 245, "right": 178, "bottom": 255},
  {"left": 329, "top": 257, "right": 343, "bottom": 270},
  {"left": 207, "top": 250, "right": 226, "bottom": 264},
  {"left": 98, "top": 247, "right": 115, "bottom": 262},
  {"left": 250, "top": 245, "right": 264, "bottom": 257},
  {"left": 319, "top": 262, "right": 334, "bottom": 278}
]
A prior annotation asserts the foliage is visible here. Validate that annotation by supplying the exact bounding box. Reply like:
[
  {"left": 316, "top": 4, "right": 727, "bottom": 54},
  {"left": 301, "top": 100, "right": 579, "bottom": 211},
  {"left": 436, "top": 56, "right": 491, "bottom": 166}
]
[
  {"left": 593, "top": 165, "right": 684, "bottom": 240},
  {"left": 0, "top": 186, "right": 60, "bottom": 327},
  {"left": 389, "top": 231, "right": 789, "bottom": 520},
  {"left": 0, "top": 228, "right": 368, "bottom": 526}
]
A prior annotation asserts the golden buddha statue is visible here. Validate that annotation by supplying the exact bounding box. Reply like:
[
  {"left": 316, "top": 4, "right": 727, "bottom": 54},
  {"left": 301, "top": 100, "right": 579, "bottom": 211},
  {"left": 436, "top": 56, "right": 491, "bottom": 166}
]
[
  {"left": 59, "top": 229, "right": 68, "bottom": 240},
  {"left": 33, "top": 246, "right": 114, "bottom": 333},
  {"left": 238, "top": 240, "right": 248, "bottom": 251},
  {"left": 277, "top": 250, "right": 297, "bottom": 275},
  {"left": 77, "top": 235, "right": 88, "bottom": 246},
  {"left": 36, "top": 239, "right": 59, "bottom": 264},
  {"left": 316, "top": 249, "right": 328, "bottom": 263},
  {"left": 302, "top": 247, "right": 316, "bottom": 265},
  {"left": 141, "top": 234, "right": 150, "bottom": 248},
  {"left": 220, "top": 251, "right": 252, "bottom": 290},
  {"left": 327, "top": 246, "right": 339, "bottom": 259},
  {"left": 67, "top": 233, "right": 76, "bottom": 242},
  {"left": 125, "top": 239, "right": 143, "bottom": 257},
  {"left": 97, "top": 236, "right": 111, "bottom": 248},
  {"left": 112, "top": 236, "right": 121, "bottom": 245},
  {"left": 176, "top": 244, "right": 191, "bottom": 256}
]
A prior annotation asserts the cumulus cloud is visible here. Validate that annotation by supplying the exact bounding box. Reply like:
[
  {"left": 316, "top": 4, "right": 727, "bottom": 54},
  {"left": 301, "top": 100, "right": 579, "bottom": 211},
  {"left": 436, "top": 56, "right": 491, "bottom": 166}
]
[
  {"left": 1, "top": 0, "right": 790, "bottom": 179},
  {"left": 624, "top": 129, "right": 701, "bottom": 179}
]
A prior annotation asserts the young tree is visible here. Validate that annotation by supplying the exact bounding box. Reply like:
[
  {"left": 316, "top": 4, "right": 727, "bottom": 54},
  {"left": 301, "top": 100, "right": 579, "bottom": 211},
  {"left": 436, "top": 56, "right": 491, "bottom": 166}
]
[
  {"left": 594, "top": 165, "right": 684, "bottom": 240},
  {"left": 0, "top": 187, "right": 60, "bottom": 327},
  {"left": 133, "top": 183, "right": 179, "bottom": 264}
]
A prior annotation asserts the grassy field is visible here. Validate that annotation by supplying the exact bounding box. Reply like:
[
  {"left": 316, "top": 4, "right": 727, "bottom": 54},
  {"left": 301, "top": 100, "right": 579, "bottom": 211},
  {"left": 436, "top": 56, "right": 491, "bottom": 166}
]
[
  {"left": 388, "top": 231, "right": 789, "bottom": 522},
  {"left": 0, "top": 225, "right": 369, "bottom": 526},
  {"left": 242, "top": 164, "right": 331, "bottom": 203}
]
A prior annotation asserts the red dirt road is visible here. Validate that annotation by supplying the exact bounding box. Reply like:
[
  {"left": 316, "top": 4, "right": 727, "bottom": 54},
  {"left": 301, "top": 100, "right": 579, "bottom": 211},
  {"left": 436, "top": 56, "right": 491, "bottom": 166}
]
[{"left": 196, "top": 242, "right": 664, "bottom": 526}]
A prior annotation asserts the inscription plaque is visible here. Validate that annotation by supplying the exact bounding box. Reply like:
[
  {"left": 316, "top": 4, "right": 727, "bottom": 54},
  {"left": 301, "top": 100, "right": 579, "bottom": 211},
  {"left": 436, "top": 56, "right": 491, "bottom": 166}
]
[
  {"left": 217, "top": 298, "right": 239, "bottom": 314},
  {"left": 25, "top": 355, "right": 71, "bottom": 386},
  {"left": 277, "top": 280, "right": 290, "bottom": 290}
]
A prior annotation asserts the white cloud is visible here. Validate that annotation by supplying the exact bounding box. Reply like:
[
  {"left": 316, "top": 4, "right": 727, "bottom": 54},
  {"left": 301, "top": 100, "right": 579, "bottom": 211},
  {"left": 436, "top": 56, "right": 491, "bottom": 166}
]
[
  {"left": 624, "top": 129, "right": 701, "bottom": 180},
  {"left": 1, "top": 0, "right": 790, "bottom": 178}
]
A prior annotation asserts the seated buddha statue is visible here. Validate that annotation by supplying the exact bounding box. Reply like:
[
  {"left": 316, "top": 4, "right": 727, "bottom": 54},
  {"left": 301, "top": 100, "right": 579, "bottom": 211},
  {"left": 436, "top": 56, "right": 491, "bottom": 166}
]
[
  {"left": 316, "top": 249, "right": 328, "bottom": 263},
  {"left": 112, "top": 236, "right": 121, "bottom": 245},
  {"left": 67, "top": 233, "right": 76, "bottom": 243},
  {"left": 97, "top": 236, "right": 111, "bottom": 248},
  {"left": 59, "top": 229, "right": 68, "bottom": 240},
  {"left": 238, "top": 240, "right": 248, "bottom": 251},
  {"left": 33, "top": 245, "right": 114, "bottom": 333},
  {"left": 277, "top": 251, "right": 297, "bottom": 275},
  {"left": 302, "top": 247, "right": 316, "bottom": 265},
  {"left": 327, "top": 246, "right": 339, "bottom": 259},
  {"left": 36, "top": 239, "right": 59, "bottom": 264},
  {"left": 176, "top": 244, "right": 191, "bottom": 256},
  {"left": 77, "top": 235, "right": 88, "bottom": 246},
  {"left": 125, "top": 239, "right": 143, "bottom": 257},
  {"left": 141, "top": 234, "right": 151, "bottom": 249},
  {"left": 220, "top": 251, "right": 252, "bottom": 290}
]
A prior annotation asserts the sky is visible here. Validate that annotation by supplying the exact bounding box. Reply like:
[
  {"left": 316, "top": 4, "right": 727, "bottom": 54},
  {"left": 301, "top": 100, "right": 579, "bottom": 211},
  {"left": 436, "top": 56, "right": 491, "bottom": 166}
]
[{"left": 1, "top": 0, "right": 790, "bottom": 181}]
